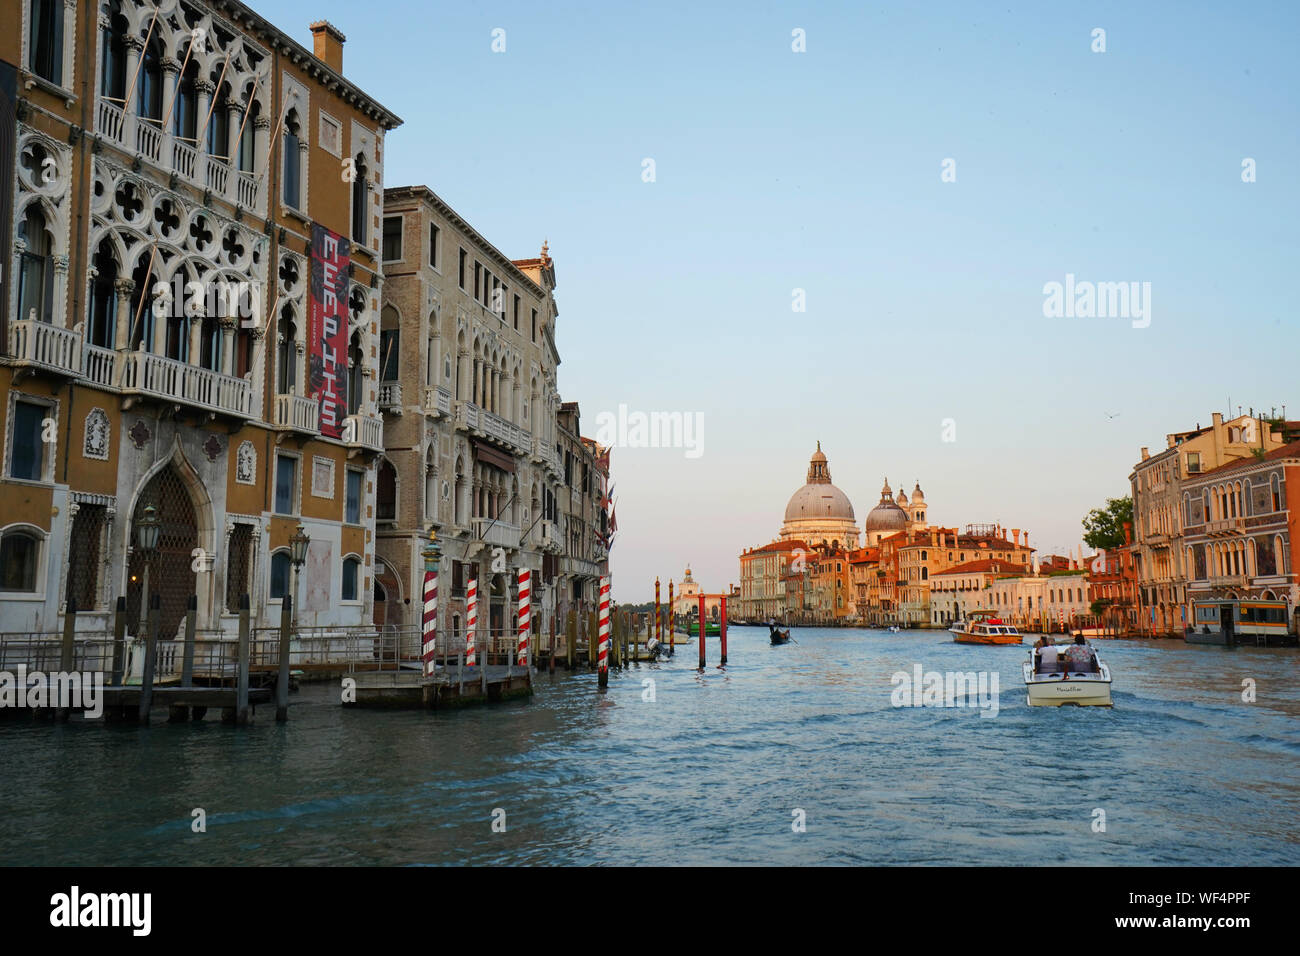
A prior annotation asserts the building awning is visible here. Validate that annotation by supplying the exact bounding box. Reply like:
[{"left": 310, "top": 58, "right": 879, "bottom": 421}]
[{"left": 472, "top": 439, "right": 516, "bottom": 473}]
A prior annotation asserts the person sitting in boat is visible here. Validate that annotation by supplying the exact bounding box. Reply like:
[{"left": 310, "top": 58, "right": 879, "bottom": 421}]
[
  {"left": 1060, "top": 635, "right": 1093, "bottom": 679},
  {"left": 1037, "top": 639, "right": 1060, "bottom": 674}
]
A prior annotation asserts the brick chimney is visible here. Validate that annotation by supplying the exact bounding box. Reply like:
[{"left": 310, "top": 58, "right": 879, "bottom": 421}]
[
  {"left": 310, "top": 21, "right": 346, "bottom": 73},
  {"left": 1011, "top": 528, "right": 1020, "bottom": 547}
]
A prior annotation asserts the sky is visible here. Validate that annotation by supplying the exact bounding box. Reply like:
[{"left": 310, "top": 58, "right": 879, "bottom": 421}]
[{"left": 267, "top": 0, "right": 1299, "bottom": 601}]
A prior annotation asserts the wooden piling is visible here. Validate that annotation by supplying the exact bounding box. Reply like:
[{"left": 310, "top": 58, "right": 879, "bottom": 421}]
[
  {"left": 236, "top": 593, "right": 250, "bottom": 724},
  {"left": 110, "top": 596, "right": 127, "bottom": 686},
  {"left": 720, "top": 596, "right": 728, "bottom": 667},
  {"left": 181, "top": 594, "right": 197, "bottom": 687},
  {"left": 275, "top": 591, "right": 292, "bottom": 721},
  {"left": 567, "top": 608, "right": 576, "bottom": 670},
  {"left": 698, "top": 594, "right": 706, "bottom": 672},
  {"left": 139, "top": 593, "right": 161, "bottom": 723},
  {"left": 56, "top": 599, "right": 76, "bottom": 721},
  {"left": 549, "top": 612, "right": 556, "bottom": 673}
]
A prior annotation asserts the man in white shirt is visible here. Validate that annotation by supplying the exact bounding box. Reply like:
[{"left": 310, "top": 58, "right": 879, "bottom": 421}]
[{"left": 1038, "top": 641, "right": 1060, "bottom": 673}]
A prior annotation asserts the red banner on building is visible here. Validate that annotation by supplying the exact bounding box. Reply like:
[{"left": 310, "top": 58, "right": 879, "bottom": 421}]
[{"left": 309, "top": 223, "right": 350, "bottom": 439}]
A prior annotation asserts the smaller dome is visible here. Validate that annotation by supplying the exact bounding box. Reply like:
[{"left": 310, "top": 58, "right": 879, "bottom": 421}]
[
  {"left": 865, "top": 499, "right": 909, "bottom": 532},
  {"left": 896, "top": 489, "right": 908, "bottom": 506},
  {"left": 912, "top": 482, "right": 925, "bottom": 501}
]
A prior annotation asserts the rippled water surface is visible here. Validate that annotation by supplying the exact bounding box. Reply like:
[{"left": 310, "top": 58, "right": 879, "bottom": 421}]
[{"left": 3, "top": 628, "right": 1298, "bottom": 865}]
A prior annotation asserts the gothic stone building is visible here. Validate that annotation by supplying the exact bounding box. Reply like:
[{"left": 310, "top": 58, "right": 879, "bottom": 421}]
[{"left": 0, "top": 1, "right": 400, "bottom": 639}]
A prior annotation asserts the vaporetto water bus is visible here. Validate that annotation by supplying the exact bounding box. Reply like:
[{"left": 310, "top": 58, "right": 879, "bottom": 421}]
[{"left": 1189, "top": 599, "right": 1298, "bottom": 647}]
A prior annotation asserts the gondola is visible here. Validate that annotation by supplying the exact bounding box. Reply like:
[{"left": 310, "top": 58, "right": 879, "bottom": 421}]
[{"left": 770, "top": 628, "right": 792, "bottom": 645}]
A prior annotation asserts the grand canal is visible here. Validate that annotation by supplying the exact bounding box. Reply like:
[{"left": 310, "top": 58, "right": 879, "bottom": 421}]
[{"left": 3, "top": 628, "right": 1297, "bottom": 866}]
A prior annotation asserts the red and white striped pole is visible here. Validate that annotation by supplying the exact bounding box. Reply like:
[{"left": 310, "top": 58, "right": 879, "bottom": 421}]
[
  {"left": 517, "top": 568, "right": 531, "bottom": 667},
  {"left": 466, "top": 576, "right": 478, "bottom": 666},
  {"left": 598, "top": 576, "right": 610, "bottom": 689},
  {"left": 421, "top": 532, "right": 441, "bottom": 677}
]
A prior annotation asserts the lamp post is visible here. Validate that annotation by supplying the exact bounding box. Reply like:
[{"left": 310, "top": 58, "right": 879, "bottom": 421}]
[
  {"left": 289, "top": 523, "right": 310, "bottom": 632},
  {"left": 135, "top": 503, "right": 161, "bottom": 636}
]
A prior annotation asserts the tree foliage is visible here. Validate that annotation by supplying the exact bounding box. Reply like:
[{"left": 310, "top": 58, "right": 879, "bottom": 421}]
[{"left": 1082, "top": 496, "right": 1133, "bottom": 551}]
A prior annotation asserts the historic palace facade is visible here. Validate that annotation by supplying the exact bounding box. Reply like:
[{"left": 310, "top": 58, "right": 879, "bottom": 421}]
[
  {"left": 1, "top": 1, "right": 612, "bottom": 649},
  {"left": 1, "top": 1, "right": 401, "bottom": 640}
]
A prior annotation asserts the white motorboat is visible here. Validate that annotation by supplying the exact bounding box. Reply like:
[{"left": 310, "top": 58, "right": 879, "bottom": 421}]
[{"left": 1022, "top": 640, "right": 1113, "bottom": 707}]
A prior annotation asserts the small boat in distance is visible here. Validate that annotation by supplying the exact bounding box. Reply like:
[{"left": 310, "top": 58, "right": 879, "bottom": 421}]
[
  {"left": 1023, "top": 640, "right": 1113, "bottom": 706},
  {"left": 770, "top": 628, "right": 791, "bottom": 645},
  {"left": 951, "top": 611, "right": 1022, "bottom": 645}
]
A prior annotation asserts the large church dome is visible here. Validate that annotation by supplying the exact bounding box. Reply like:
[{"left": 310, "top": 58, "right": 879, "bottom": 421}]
[{"left": 778, "top": 443, "right": 860, "bottom": 549}]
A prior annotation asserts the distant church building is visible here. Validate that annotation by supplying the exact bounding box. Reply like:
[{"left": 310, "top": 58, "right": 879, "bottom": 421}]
[
  {"left": 779, "top": 443, "right": 860, "bottom": 550},
  {"left": 863, "top": 478, "right": 928, "bottom": 546}
]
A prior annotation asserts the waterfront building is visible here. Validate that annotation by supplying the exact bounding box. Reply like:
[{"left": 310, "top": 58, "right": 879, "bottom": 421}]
[
  {"left": 738, "top": 539, "right": 805, "bottom": 621},
  {"left": 1, "top": 2, "right": 399, "bottom": 638},
  {"left": 672, "top": 565, "right": 724, "bottom": 620},
  {"left": 371, "top": 184, "right": 566, "bottom": 640},
  {"left": 1130, "top": 411, "right": 1289, "bottom": 635},
  {"left": 1086, "top": 522, "right": 1139, "bottom": 634},
  {"left": 928, "top": 559, "right": 1023, "bottom": 625},
  {"left": 1180, "top": 439, "right": 1300, "bottom": 630},
  {"left": 888, "top": 525, "right": 1034, "bottom": 626}
]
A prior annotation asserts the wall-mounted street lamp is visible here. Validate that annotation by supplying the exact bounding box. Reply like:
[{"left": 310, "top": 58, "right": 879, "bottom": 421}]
[
  {"left": 289, "top": 523, "right": 310, "bottom": 631},
  {"left": 135, "top": 503, "right": 161, "bottom": 635}
]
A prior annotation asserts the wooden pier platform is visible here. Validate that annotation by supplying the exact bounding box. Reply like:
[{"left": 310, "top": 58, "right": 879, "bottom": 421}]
[{"left": 347, "top": 665, "right": 533, "bottom": 709}]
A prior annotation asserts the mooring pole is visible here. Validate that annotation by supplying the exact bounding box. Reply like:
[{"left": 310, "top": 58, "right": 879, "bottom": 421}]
[
  {"left": 139, "top": 593, "right": 160, "bottom": 723},
  {"left": 720, "top": 595, "right": 728, "bottom": 667},
  {"left": 654, "top": 577, "right": 661, "bottom": 652},
  {"left": 549, "top": 609, "right": 556, "bottom": 673},
  {"left": 597, "top": 577, "right": 610, "bottom": 689},
  {"left": 236, "top": 593, "right": 250, "bottom": 724},
  {"left": 57, "top": 599, "right": 76, "bottom": 721},
  {"left": 698, "top": 594, "right": 706, "bottom": 672},
  {"left": 182, "top": 593, "right": 197, "bottom": 687},
  {"left": 667, "top": 580, "right": 674, "bottom": 647},
  {"left": 275, "top": 591, "right": 292, "bottom": 721},
  {"left": 110, "top": 596, "right": 127, "bottom": 687}
]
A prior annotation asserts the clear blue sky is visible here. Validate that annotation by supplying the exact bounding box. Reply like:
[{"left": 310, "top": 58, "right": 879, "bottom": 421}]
[{"left": 270, "top": 0, "right": 1299, "bottom": 600}]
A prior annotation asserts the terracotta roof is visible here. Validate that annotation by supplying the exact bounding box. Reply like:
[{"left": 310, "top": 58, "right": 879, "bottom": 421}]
[
  {"left": 933, "top": 559, "right": 1025, "bottom": 576},
  {"left": 743, "top": 539, "right": 809, "bottom": 556}
]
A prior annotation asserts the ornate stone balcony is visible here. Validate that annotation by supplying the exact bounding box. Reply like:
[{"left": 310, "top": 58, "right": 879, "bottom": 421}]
[
  {"left": 120, "top": 350, "right": 251, "bottom": 418},
  {"left": 454, "top": 400, "right": 480, "bottom": 433},
  {"left": 343, "top": 413, "right": 384, "bottom": 453},
  {"left": 559, "top": 556, "right": 602, "bottom": 579},
  {"left": 423, "top": 385, "right": 451, "bottom": 419},
  {"left": 480, "top": 407, "right": 529, "bottom": 456},
  {"left": 81, "top": 344, "right": 120, "bottom": 389},
  {"left": 377, "top": 382, "right": 403, "bottom": 414},
  {"left": 274, "top": 394, "right": 320, "bottom": 435},
  {"left": 540, "top": 519, "right": 562, "bottom": 554},
  {"left": 7, "top": 319, "right": 82, "bottom": 379},
  {"left": 1206, "top": 517, "right": 1246, "bottom": 536},
  {"left": 533, "top": 435, "right": 562, "bottom": 479},
  {"left": 96, "top": 97, "right": 264, "bottom": 214},
  {"left": 472, "top": 517, "right": 521, "bottom": 550}
]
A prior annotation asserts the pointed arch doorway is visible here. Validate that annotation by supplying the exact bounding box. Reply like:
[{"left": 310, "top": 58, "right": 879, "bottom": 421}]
[{"left": 127, "top": 463, "right": 199, "bottom": 638}]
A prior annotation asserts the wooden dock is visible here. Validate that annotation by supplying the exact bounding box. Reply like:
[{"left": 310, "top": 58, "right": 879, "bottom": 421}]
[{"left": 348, "top": 665, "right": 532, "bottom": 709}]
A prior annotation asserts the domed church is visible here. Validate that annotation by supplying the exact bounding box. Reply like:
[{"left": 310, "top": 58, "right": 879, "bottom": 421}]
[
  {"left": 778, "top": 443, "right": 861, "bottom": 550},
  {"left": 863, "top": 478, "right": 928, "bottom": 546}
]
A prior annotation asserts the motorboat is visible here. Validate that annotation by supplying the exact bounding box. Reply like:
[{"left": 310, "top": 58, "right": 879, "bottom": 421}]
[
  {"left": 886, "top": 625, "right": 901, "bottom": 633},
  {"left": 1022, "top": 641, "right": 1113, "bottom": 706},
  {"left": 951, "top": 611, "right": 1022, "bottom": 645}
]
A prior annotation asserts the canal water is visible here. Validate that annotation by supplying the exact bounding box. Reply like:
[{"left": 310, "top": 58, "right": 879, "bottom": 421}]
[{"left": 3, "top": 627, "right": 1298, "bottom": 866}]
